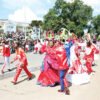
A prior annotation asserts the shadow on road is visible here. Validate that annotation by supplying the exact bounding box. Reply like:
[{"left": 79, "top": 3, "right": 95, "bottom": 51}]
[
  {"left": 0, "top": 62, "right": 3, "bottom": 65},
  {"left": 0, "top": 66, "right": 40, "bottom": 80},
  {"left": 13, "top": 74, "right": 36, "bottom": 85}
]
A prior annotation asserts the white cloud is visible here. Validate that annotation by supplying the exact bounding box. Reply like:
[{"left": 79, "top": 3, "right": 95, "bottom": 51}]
[
  {"left": 82, "top": 0, "right": 100, "bottom": 7},
  {"left": 82, "top": 0, "right": 100, "bottom": 15},
  {"left": 65, "top": 0, "right": 100, "bottom": 16},
  {"left": 65, "top": 0, "right": 100, "bottom": 6},
  {"left": 2, "top": 0, "right": 53, "bottom": 21},
  {"left": 8, "top": 6, "right": 41, "bottom": 23},
  {"left": 2, "top": 0, "right": 100, "bottom": 22}
]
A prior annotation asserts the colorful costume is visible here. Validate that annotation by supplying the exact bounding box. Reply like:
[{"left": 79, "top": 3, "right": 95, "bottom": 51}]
[
  {"left": 54, "top": 45, "right": 69, "bottom": 91},
  {"left": 84, "top": 44, "right": 99, "bottom": 74},
  {"left": 12, "top": 48, "right": 32, "bottom": 83},
  {"left": 66, "top": 43, "right": 90, "bottom": 85},
  {"left": 37, "top": 45, "right": 59, "bottom": 86},
  {"left": 1, "top": 44, "right": 10, "bottom": 73},
  {"left": 38, "top": 43, "right": 70, "bottom": 94}
]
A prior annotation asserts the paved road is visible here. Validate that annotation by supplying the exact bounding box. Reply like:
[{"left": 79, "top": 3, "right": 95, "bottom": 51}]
[
  {"left": 0, "top": 52, "right": 100, "bottom": 100},
  {"left": 0, "top": 52, "right": 44, "bottom": 79}
]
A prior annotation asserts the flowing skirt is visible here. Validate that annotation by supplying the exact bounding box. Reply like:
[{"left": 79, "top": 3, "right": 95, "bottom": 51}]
[{"left": 37, "top": 68, "right": 59, "bottom": 86}]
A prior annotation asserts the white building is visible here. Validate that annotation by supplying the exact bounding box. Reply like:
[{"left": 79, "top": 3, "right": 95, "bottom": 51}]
[
  {"left": 0, "top": 19, "right": 29, "bottom": 34},
  {"left": 3, "top": 21, "right": 16, "bottom": 33}
]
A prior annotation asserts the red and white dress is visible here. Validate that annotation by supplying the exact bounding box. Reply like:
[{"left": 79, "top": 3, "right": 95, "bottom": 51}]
[
  {"left": 84, "top": 44, "right": 99, "bottom": 74},
  {"left": 66, "top": 44, "right": 89, "bottom": 85},
  {"left": 34, "top": 42, "right": 42, "bottom": 53},
  {"left": 1, "top": 44, "right": 11, "bottom": 72},
  {"left": 69, "top": 44, "right": 85, "bottom": 74},
  {"left": 25, "top": 44, "right": 29, "bottom": 52}
]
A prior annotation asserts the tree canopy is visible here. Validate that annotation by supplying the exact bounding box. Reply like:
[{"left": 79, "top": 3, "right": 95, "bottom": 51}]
[
  {"left": 30, "top": 20, "right": 43, "bottom": 27},
  {"left": 92, "top": 15, "right": 100, "bottom": 35},
  {"left": 43, "top": 0, "right": 93, "bottom": 36}
]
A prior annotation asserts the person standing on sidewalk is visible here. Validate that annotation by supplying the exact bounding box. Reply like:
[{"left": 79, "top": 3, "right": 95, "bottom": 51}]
[
  {"left": 11, "top": 41, "right": 33, "bottom": 84},
  {"left": 1, "top": 40, "right": 11, "bottom": 74}
]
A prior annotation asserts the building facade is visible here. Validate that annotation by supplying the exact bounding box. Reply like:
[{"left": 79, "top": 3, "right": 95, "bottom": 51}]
[{"left": 0, "top": 19, "right": 29, "bottom": 34}]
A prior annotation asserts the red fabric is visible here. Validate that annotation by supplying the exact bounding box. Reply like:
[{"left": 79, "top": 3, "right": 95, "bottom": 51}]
[
  {"left": 38, "top": 45, "right": 69, "bottom": 87},
  {"left": 84, "top": 46, "right": 94, "bottom": 73},
  {"left": 15, "top": 48, "right": 28, "bottom": 66},
  {"left": 43, "top": 54, "right": 59, "bottom": 71},
  {"left": 40, "top": 44, "right": 56, "bottom": 58},
  {"left": 84, "top": 48, "right": 94, "bottom": 63},
  {"left": 37, "top": 45, "right": 60, "bottom": 86},
  {"left": 92, "top": 45, "right": 99, "bottom": 54},
  {"left": 68, "top": 45, "right": 86, "bottom": 74},
  {"left": 25, "top": 48, "right": 29, "bottom": 51},
  {"left": 75, "top": 46, "right": 80, "bottom": 57},
  {"left": 37, "top": 53, "right": 60, "bottom": 86},
  {"left": 40, "top": 44, "right": 46, "bottom": 53},
  {"left": 86, "top": 62, "right": 93, "bottom": 73},
  {"left": 3, "top": 45, "right": 10, "bottom": 57},
  {"left": 13, "top": 64, "right": 32, "bottom": 82},
  {"left": 34, "top": 47, "right": 38, "bottom": 52},
  {"left": 13, "top": 65, "right": 22, "bottom": 82},
  {"left": 54, "top": 45, "right": 69, "bottom": 70},
  {"left": 13, "top": 48, "right": 32, "bottom": 82},
  {"left": 37, "top": 68, "right": 59, "bottom": 86}
]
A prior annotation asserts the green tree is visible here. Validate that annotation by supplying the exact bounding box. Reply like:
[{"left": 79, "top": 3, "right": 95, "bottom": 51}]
[
  {"left": 43, "top": 0, "right": 93, "bottom": 36},
  {"left": 92, "top": 15, "right": 100, "bottom": 35},
  {"left": 30, "top": 20, "right": 43, "bottom": 27}
]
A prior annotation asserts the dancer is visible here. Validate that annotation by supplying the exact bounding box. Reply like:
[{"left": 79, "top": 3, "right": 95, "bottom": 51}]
[
  {"left": 54, "top": 40, "right": 70, "bottom": 95},
  {"left": 84, "top": 41, "right": 95, "bottom": 74},
  {"left": 11, "top": 41, "right": 33, "bottom": 84},
  {"left": 84, "top": 41, "right": 99, "bottom": 74},
  {"left": 37, "top": 40, "right": 59, "bottom": 87},
  {"left": 1, "top": 40, "right": 11, "bottom": 74}
]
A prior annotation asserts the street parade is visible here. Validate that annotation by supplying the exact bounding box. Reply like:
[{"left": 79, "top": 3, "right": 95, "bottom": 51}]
[{"left": 0, "top": 0, "right": 100, "bottom": 100}]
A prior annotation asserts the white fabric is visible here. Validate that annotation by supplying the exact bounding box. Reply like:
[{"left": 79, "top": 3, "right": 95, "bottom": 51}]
[
  {"left": 25, "top": 45, "right": 29, "bottom": 48},
  {"left": 5, "top": 45, "right": 9, "bottom": 48},
  {"left": 66, "top": 72, "right": 90, "bottom": 85},
  {"left": 70, "top": 45, "right": 77, "bottom": 67},
  {"left": 85, "top": 47, "right": 92, "bottom": 55},
  {"left": 4, "top": 56, "right": 10, "bottom": 69}
]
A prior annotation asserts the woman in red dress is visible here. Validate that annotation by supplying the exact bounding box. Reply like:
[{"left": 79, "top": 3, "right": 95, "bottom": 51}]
[
  {"left": 84, "top": 41, "right": 98, "bottom": 74},
  {"left": 37, "top": 40, "right": 70, "bottom": 95},
  {"left": 1, "top": 40, "right": 11, "bottom": 74},
  {"left": 37, "top": 40, "right": 60, "bottom": 86}
]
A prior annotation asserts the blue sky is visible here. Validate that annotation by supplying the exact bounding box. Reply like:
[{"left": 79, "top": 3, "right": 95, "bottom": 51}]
[{"left": 0, "top": 0, "right": 100, "bottom": 23}]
